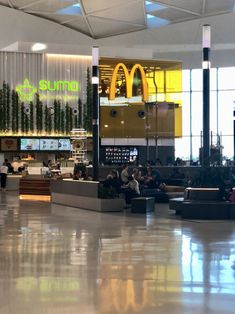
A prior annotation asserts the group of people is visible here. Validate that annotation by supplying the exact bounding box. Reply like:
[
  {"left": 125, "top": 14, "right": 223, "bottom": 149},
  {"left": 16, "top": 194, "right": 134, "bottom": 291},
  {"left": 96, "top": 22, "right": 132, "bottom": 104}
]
[
  {"left": 41, "top": 160, "right": 61, "bottom": 177},
  {"left": 103, "top": 164, "right": 166, "bottom": 206}
]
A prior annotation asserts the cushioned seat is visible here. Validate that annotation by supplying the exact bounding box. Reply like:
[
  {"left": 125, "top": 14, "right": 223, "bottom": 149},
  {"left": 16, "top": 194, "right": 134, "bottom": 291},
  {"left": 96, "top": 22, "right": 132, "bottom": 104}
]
[{"left": 131, "top": 197, "right": 155, "bottom": 213}]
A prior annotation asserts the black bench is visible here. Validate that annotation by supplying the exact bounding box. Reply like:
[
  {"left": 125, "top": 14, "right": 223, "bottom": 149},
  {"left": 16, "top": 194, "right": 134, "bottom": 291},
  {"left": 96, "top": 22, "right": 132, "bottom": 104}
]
[
  {"left": 131, "top": 197, "right": 155, "bottom": 213},
  {"left": 169, "top": 196, "right": 235, "bottom": 220},
  {"left": 141, "top": 188, "right": 169, "bottom": 203}
]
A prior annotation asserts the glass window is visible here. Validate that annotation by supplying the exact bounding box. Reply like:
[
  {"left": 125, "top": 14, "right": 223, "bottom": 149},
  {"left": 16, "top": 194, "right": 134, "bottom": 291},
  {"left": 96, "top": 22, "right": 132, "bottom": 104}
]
[
  {"left": 191, "top": 69, "right": 202, "bottom": 91},
  {"left": 182, "top": 92, "right": 190, "bottom": 136},
  {"left": 192, "top": 136, "right": 201, "bottom": 161},
  {"left": 210, "top": 91, "right": 218, "bottom": 136},
  {"left": 218, "top": 67, "right": 235, "bottom": 90},
  {"left": 182, "top": 70, "right": 190, "bottom": 92},
  {"left": 210, "top": 68, "right": 217, "bottom": 91},
  {"left": 191, "top": 91, "right": 203, "bottom": 136},
  {"left": 218, "top": 91, "right": 235, "bottom": 158},
  {"left": 175, "top": 137, "right": 190, "bottom": 160}
]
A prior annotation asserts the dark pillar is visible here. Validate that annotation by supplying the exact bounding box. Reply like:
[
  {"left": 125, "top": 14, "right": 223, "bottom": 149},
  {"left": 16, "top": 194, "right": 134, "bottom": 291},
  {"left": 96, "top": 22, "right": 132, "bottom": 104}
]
[
  {"left": 202, "top": 25, "right": 211, "bottom": 166},
  {"left": 92, "top": 47, "right": 99, "bottom": 181}
]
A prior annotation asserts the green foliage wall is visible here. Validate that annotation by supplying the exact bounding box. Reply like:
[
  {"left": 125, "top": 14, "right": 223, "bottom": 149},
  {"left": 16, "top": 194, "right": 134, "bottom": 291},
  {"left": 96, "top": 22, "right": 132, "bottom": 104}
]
[
  {"left": 0, "top": 82, "right": 83, "bottom": 135},
  {"left": 0, "top": 66, "right": 92, "bottom": 135}
]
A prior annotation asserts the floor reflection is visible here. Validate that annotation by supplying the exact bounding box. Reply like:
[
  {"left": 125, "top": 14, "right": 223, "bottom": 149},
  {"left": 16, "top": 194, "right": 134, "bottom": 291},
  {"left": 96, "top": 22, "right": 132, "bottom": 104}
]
[{"left": 0, "top": 194, "right": 235, "bottom": 313}]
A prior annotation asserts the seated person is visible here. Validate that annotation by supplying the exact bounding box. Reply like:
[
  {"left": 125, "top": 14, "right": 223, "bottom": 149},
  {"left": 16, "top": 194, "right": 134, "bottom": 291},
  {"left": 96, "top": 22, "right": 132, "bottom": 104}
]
[
  {"left": 124, "top": 176, "right": 140, "bottom": 205},
  {"left": 170, "top": 168, "right": 185, "bottom": 179},
  {"left": 103, "top": 170, "right": 121, "bottom": 194},
  {"left": 144, "top": 167, "right": 166, "bottom": 191},
  {"left": 41, "top": 161, "right": 50, "bottom": 177},
  {"left": 132, "top": 168, "right": 141, "bottom": 181},
  {"left": 219, "top": 178, "right": 233, "bottom": 201},
  {"left": 120, "top": 164, "right": 129, "bottom": 184},
  {"left": 4, "top": 159, "right": 13, "bottom": 173}
]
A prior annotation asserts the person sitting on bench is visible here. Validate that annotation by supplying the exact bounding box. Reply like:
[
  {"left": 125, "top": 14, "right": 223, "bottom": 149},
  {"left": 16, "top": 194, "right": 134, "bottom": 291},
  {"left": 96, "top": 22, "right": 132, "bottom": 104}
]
[{"left": 124, "top": 176, "right": 140, "bottom": 205}]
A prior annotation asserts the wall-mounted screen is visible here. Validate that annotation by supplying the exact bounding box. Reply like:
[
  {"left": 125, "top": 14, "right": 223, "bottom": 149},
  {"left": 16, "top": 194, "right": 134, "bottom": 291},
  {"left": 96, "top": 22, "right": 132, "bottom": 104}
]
[
  {"left": 20, "top": 139, "right": 40, "bottom": 151},
  {"left": 58, "top": 139, "right": 71, "bottom": 151},
  {"left": 40, "top": 139, "right": 58, "bottom": 151},
  {"left": 104, "top": 146, "right": 138, "bottom": 164}
]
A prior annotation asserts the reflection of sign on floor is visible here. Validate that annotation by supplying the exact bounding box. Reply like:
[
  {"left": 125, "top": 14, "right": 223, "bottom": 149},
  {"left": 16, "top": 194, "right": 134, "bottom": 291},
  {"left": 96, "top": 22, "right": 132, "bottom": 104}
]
[{"left": 1, "top": 138, "right": 18, "bottom": 151}]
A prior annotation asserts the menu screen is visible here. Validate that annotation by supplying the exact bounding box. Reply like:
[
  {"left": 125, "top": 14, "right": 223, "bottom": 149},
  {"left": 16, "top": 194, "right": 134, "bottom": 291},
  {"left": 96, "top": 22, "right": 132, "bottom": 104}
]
[
  {"left": 20, "top": 139, "right": 40, "bottom": 151},
  {"left": 104, "top": 146, "right": 138, "bottom": 164},
  {"left": 40, "top": 139, "right": 58, "bottom": 151},
  {"left": 58, "top": 139, "right": 71, "bottom": 151}
]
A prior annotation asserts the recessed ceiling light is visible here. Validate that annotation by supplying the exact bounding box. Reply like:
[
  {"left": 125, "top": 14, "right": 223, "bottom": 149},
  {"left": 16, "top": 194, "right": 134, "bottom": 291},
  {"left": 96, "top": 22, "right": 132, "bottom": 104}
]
[{"left": 31, "top": 43, "right": 47, "bottom": 52}]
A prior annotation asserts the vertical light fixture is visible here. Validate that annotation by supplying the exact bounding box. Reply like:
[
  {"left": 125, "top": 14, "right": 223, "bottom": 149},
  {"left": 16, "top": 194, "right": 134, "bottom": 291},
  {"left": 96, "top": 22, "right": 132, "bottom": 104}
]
[
  {"left": 202, "top": 24, "right": 211, "bottom": 166},
  {"left": 92, "top": 46, "right": 99, "bottom": 181}
]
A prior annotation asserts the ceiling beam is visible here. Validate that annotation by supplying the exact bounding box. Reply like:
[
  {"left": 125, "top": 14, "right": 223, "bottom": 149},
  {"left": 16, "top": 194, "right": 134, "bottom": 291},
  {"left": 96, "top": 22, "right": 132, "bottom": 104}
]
[
  {"left": 88, "top": 15, "right": 146, "bottom": 27},
  {"left": 79, "top": 0, "right": 95, "bottom": 38},
  {"left": 61, "top": 17, "right": 82, "bottom": 25},
  {"left": 24, "top": 10, "right": 58, "bottom": 15},
  {"left": 8, "top": 0, "right": 14, "bottom": 8},
  {"left": 85, "top": 0, "right": 140, "bottom": 17},
  {"left": 154, "top": 0, "right": 201, "bottom": 16},
  {"left": 19, "top": 0, "right": 46, "bottom": 10},
  {"left": 201, "top": 0, "right": 207, "bottom": 15}
]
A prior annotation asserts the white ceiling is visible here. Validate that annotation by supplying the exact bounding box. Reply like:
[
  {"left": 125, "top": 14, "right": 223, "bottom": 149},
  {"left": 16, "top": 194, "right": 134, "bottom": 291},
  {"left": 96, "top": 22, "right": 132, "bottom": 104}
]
[{"left": 0, "top": 0, "right": 235, "bottom": 39}]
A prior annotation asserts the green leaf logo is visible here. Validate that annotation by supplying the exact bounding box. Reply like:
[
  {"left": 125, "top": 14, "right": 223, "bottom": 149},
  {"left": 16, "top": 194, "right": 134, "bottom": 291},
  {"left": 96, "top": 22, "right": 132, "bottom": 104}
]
[{"left": 16, "top": 78, "right": 37, "bottom": 102}]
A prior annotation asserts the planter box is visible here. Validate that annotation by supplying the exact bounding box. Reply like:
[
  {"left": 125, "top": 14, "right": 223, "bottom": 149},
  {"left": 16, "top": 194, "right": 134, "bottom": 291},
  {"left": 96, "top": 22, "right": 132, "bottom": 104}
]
[{"left": 51, "top": 180, "right": 124, "bottom": 212}]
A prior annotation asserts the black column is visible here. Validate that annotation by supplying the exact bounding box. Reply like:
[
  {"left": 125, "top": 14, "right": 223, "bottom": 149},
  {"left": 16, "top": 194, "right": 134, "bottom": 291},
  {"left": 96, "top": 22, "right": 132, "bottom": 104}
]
[
  {"left": 202, "top": 47, "right": 210, "bottom": 166},
  {"left": 92, "top": 64, "right": 99, "bottom": 181},
  {"left": 233, "top": 108, "right": 235, "bottom": 161}
]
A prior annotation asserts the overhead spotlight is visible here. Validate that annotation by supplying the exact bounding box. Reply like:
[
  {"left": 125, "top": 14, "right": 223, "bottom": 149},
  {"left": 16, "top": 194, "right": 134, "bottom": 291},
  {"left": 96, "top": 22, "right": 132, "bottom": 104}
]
[
  {"left": 110, "top": 109, "right": 117, "bottom": 117},
  {"left": 138, "top": 110, "right": 145, "bottom": 119},
  {"left": 31, "top": 43, "right": 47, "bottom": 52}
]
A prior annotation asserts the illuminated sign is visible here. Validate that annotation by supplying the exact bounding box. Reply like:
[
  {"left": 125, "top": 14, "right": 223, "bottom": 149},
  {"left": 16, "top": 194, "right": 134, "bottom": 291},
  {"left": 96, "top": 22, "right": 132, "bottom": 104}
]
[
  {"left": 16, "top": 78, "right": 79, "bottom": 102},
  {"left": 109, "top": 63, "right": 148, "bottom": 102},
  {"left": 39, "top": 80, "right": 79, "bottom": 92}
]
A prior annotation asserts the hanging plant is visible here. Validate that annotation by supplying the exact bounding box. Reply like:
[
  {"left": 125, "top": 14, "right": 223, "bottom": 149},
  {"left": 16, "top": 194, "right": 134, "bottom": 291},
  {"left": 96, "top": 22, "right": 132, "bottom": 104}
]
[
  {"left": 65, "top": 103, "right": 69, "bottom": 134},
  {"left": 78, "top": 98, "right": 82, "bottom": 128},
  {"left": 61, "top": 109, "right": 65, "bottom": 134},
  {"left": 29, "top": 101, "right": 34, "bottom": 133},
  {"left": 36, "top": 94, "right": 43, "bottom": 134},
  {"left": 15, "top": 91, "right": 19, "bottom": 134},
  {"left": 6, "top": 83, "right": 10, "bottom": 130},
  {"left": 69, "top": 106, "right": 73, "bottom": 132},
  {"left": 53, "top": 100, "right": 57, "bottom": 133},
  {"left": 24, "top": 105, "right": 29, "bottom": 134},
  {"left": 21, "top": 102, "right": 25, "bottom": 133},
  {"left": 84, "top": 67, "right": 93, "bottom": 132},
  {"left": 2, "top": 81, "right": 7, "bottom": 131},
  {"left": 47, "top": 106, "right": 52, "bottom": 134},
  {"left": 11, "top": 90, "right": 16, "bottom": 133},
  {"left": 44, "top": 105, "right": 48, "bottom": 132},
  {"left": 0, "top": 89, "right": 3, "bottom": 132}
]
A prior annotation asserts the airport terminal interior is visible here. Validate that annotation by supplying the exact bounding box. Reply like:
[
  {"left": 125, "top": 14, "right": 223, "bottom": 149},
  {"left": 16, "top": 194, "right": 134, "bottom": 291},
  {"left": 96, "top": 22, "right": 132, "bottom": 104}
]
[{"left": 0, "top": 0, "right": 235, "bottom": 313}]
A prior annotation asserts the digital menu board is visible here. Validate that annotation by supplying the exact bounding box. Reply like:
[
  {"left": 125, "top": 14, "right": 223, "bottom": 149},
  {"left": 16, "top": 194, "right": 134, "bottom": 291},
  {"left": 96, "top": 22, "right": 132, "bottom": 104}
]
[
  {"left": 20, "top": 139, "right": 40, "bottom": 151},
  {"left": 58, "top": 139, "right": 71, "bottom": 151},
  {"left": 40, "top": 139, "right": 58, "bottom": 151},
  {"left": 104, "top": 146, "right": 138, "bottom": 164}
]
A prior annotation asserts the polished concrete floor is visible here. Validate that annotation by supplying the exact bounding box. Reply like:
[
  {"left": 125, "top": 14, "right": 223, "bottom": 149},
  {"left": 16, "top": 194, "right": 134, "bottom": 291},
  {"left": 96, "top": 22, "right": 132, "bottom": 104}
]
[{"left": 0, "top": 192, "right": 235, "bottom": 313}]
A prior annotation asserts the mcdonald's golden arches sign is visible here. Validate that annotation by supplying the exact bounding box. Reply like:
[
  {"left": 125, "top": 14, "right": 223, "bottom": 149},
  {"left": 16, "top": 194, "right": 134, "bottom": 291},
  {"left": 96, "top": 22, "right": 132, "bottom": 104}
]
[{"left": 109, "top": 63, "right": 148, "bottom": 101}]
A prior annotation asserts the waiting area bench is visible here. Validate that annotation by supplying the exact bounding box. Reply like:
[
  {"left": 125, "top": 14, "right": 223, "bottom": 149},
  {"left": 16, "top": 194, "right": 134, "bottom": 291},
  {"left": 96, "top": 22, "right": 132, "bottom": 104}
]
[
  {"left": 169, "top": 187, "right": 235, "bottom": 219},
  {"left": 131, "top": 197, "right": 155, "bottom": 213}
]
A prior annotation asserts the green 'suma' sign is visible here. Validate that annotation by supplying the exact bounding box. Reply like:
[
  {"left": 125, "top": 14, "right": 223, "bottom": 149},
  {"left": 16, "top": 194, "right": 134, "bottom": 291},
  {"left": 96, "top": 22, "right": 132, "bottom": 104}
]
[{"left": 16, "top": 78, "right": 79, "bottom": 102}]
